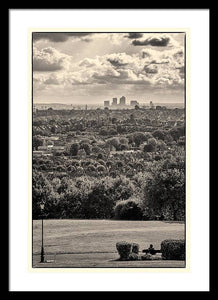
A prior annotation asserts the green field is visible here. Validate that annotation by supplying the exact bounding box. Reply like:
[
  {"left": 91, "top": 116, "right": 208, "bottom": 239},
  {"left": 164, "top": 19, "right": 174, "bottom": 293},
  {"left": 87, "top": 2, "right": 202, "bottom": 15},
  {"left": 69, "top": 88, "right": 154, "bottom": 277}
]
[{"left": 32, "top": 220, "right": 185, "bottom": 268}]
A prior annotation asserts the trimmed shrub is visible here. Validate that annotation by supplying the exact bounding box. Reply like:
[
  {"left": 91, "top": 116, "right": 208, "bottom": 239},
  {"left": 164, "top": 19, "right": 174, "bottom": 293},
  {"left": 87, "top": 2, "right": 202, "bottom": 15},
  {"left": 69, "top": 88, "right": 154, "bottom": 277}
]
[
  {"left": 132, "top": 243, "right": 139, "bottom": 254},
  {"left": 141, "top": 253, "right": 153, "bottom": 260},
  {"left": 141, "top": 254, "right": 162, "bottom": 261},
  {"left": 161, "top": 239, "right": 185, "bottom": 260},
  {"left": 97, "top": 165, "right": 106, "bottom": 173},
  {"left": 114, "top": 198, "right": 143, "bottom": 220},
  {"left": 116, "top": 241, "right": 132, "bottom": 260},
  {"left": 128, "top": 253, "right": 139, "bottom": 261}
]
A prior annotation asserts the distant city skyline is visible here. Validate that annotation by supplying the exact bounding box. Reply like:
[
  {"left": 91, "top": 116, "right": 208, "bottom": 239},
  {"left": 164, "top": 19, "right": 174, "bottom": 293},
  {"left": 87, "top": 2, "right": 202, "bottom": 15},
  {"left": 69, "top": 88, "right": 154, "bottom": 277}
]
[
  {"left": 33, "top": 32, "right": 185, "bottom": 104},
  {"left": 34, "top": 100, "right": 185, "bottom": 108}
]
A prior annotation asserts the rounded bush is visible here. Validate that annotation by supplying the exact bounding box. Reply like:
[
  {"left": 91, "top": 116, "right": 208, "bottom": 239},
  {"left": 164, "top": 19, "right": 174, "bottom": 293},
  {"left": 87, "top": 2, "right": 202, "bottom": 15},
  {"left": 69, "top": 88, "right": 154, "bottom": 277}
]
[
  {"left": 128, "top": 253, "right": 139, "bottom": 261},
  {"left": 161, "top": 239, "right": 185, "bottom": 260},
  {"left": 116, "top": 241, "right": 132, "bottom": 260},
  {"left": 132, "top": 243, "right": 139, "bottom": 254},
  {"left": 114, "top": 199, "right": 143, "bottom": 220},
  {"left": 141, "top": 253, "right": 153, "bottom": 260}
]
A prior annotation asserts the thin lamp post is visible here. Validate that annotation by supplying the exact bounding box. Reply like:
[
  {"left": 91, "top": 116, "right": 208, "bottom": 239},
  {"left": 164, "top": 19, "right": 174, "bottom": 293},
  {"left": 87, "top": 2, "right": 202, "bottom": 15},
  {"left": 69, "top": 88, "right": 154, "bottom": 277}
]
[{"left": 40, "top": 203, "right": 45, "bottom": 263}]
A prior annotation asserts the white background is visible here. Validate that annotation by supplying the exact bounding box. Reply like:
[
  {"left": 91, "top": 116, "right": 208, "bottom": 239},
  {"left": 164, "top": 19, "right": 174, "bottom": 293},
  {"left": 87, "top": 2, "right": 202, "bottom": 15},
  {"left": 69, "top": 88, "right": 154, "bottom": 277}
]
[{"left": 9, "top": 9, "right": 209, "bottom": 291}]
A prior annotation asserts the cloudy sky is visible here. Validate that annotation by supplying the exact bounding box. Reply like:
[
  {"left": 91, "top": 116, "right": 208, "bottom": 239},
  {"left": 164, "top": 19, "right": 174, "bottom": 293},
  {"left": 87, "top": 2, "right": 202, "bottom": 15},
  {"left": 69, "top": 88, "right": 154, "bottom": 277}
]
[{"left": 33, "top": 32, "right": 185, "bottom": 105}]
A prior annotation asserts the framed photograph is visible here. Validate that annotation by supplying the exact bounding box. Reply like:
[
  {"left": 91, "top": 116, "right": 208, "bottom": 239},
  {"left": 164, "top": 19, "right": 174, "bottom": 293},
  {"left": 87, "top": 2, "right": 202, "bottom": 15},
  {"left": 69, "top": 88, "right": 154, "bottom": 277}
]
[
  {"left": 9, "top": 9, "right": 210, "bottom": 292},
  {"left": 31, "top": 29, "right": 187, "bottom": 270}
]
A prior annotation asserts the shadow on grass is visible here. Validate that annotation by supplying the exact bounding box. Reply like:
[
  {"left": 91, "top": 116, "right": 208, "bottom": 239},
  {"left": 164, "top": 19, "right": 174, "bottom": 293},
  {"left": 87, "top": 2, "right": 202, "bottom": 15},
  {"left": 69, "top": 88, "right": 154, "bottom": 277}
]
[
  {"left": 111, "top": 254, "right": 164, "bottom": 262},
  {"left": 163, "top": 221, "right": 185, "bottom": 224}
]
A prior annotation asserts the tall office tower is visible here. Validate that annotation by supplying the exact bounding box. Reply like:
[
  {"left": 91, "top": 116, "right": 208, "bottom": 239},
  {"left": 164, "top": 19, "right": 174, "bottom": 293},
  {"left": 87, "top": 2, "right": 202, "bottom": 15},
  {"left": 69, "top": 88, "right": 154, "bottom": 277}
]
[
  {"left": 112, "top": 98, "right": 118, "bottom": 105},
  {"left": 104, "top": 100, "right": 110, "bottom": 107},
  {"left": 130, "top": 100, "right": 139, "bottom": 106},
  {"left": 120, "top": 96, "right": 126, "bottom": 105},
  {"left": 150, "top": 101, "right": 154, "bottom": 109}
]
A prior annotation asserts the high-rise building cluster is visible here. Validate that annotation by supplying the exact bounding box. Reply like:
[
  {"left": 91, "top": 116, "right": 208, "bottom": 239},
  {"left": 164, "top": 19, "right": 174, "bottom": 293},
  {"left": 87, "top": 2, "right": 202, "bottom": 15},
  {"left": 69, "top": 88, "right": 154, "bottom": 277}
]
[{"left": 104, "top": 96, "right": 139, "bottom": 108}]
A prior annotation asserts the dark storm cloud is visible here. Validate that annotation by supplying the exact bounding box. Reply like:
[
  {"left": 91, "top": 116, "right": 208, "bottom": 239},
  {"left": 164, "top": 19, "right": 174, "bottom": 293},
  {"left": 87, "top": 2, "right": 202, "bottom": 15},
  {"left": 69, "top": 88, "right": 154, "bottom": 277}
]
[
  {"left": 44, "top": 77, "right": 60, "bottom": 85},
  {"left": 144, "top": 65, "right": 158, "bottom": 74},
  {"left": 132, "top": 36, "right": 170, "bottom": 47},
  {"left": 176, "top": 66, "right": 185, "bottom": 73},
  {"left": 125, "top": 33, "right": 144, "bottom": 39},
  {"left": 149, "top": 59, "right": 169, "bottom": 65},
  {"left": 33, "top": 47, "right": 70, "bottom": 72},
  {"left": 176, "top": 66, "right": 185, "bottom": 79},
  {"left": 107, "top": 58, "right": 128, "bottom": 68},
  {"left": 33, "top": 59, "right": 64, "bottom": 72},
  {"left": 33, "top": 32, "right": 93, "bottom": 43}
]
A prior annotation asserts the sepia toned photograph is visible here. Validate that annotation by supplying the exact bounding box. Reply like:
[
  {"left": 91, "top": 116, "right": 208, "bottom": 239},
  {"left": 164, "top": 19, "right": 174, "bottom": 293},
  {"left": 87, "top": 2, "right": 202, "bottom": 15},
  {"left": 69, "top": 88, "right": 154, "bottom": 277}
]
[{"left": 32, "top": 31, "right": 186, "bottom": 268}]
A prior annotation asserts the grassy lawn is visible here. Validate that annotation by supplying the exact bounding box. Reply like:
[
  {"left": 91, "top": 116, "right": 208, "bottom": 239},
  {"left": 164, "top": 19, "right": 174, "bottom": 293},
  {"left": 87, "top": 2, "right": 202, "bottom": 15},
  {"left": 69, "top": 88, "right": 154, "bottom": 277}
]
[{"left": 32, "top": 219, "right": 185, "bottom": 268}]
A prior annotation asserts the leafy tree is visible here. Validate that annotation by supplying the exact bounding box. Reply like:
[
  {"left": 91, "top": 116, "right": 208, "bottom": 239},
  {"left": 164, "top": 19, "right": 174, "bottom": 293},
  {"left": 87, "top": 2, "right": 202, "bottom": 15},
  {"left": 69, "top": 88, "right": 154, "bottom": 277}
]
[
  {"left": 154, "top": 154, "right": 162, "bottom": 161},
  {"left": 71, "top": 159, "right": 80, "bottom": 167},
  {"left": 70, "top": 143, "right": 80, "bottom": 156},
  {"left": 57, "top": 177, "right": 70, "bottom": 194},
  {"left": 119, "top": 137, "right": 129, "bottom": 145},
  {"left": 56, "top": 165, "right": 66, "bottom": 172},
  {"left": 99, "top": 128, "right": 108, "bottom": 136},
  {"left": 81, "top": 179, "right": 114, "bottom": 218},
  {"left": 109, "top": 171, "right": 117, "bottom": 178},
  {"left": 112, "top": 117, "right": 117, "bottom": 124},
  {"left": 106, "top": 137, "right": 120, "bottom": 151},
  {"left": 97, "top": 165, "right": 106, "bottom": 173},
  {"left": 109, "top": 128, "right": 118, "bottom": 136},
  {"left": 97, "top": 153, "right": 105, "bottom": 160},
  {"left": 117, "top": 125, "right": 127, "bottom": 134},
  {"left": 142, "top": 143, "right": 155, "bottom": 153},
  {"left": 156, "top": 140, "right": 167, "bottom": 151},
  {"left": 152, "top": 130, "right": 166, "bottom": 141},
  {"left": 144, "top": 168, "right": 185, "bottom": 220},
  {"left": 80, "top": 138, "right": 91, "bottom": 145},
  {"left": 114, "top": 198, "right": 143, "bottom": 220},
  {"left": 106, "top": 161, "right": 113, "bottom": 169},
  {"left": 120, "top": 144, "right": 128, "bottom": 151},
  {"left": 87, "top": 165, "right": 96, "bottom": 173},
  {"left": 144, "top": 133, "right": 153, "bottom": 141},
  {"left": 147, "top": 137, "right": 157, "bottom": 147},
  {"left": 32, "top": 170, "right": 53, "bottom": 219},
  {"left": 92, "top": 146, "right": 102, "bottom": 155},
  {"left": 132, "top": 132, "right": 147, "bottom": 147},
  {"left": 117, "top": 161, "right": 124, "bottom": 168},
  {"left": 97, "top": 159, "right": 106, "bottom": 166},
  {"left": 80, "top": 143, "right": 91, "bottom": 155},
  {"left": 76, "top": 166, "right": 84, "bottom": 176},
  {"left": 51, "top": 126, "right": 57, "bottom": 134},
  {"left": 129, "top": 114, "right": 135, "bottom": 122},
  {"left": 178, "top": 136, "right": 185, "bottom": 146},
  {"left": 169, "top": 127, "right": 185, "bottom": 141},
  {"left": 33, "top": 136, "right": 43, "bottom": 150},
  {"left": 142, "top": 137, "right": 157, "bottom": 153}
]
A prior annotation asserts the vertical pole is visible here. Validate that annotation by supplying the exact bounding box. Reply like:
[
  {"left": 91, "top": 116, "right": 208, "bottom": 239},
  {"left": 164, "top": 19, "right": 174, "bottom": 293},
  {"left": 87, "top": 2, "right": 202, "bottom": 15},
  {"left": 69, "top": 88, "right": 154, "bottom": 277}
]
[
  {"left": 40, "top": 216, "right": 44, "bottom": 263},
  {"left": 42, "top": 217, "right": 43, "bottom": 248}
]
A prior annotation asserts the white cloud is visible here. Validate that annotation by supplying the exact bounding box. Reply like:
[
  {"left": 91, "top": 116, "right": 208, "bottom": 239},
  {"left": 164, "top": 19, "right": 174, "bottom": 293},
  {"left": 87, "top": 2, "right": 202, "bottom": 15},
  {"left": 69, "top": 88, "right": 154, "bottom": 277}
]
[
  {"left": 33, "top": 46, "right": 71, "bottom": 72},
  {"left": 129, "top": 33, "right": 180, "bottom": 48},
  {"left": 34, "top": 48, "right": 184, "bottom": 88},
  {"left": 33, "top": 36, "right": 185, "bottom": 102},
  {"left": 65, "top": 48, "right": 184, "bottom": 88},
  {"left": 33, "top": 32, "right": 93, "bottom": 43}
]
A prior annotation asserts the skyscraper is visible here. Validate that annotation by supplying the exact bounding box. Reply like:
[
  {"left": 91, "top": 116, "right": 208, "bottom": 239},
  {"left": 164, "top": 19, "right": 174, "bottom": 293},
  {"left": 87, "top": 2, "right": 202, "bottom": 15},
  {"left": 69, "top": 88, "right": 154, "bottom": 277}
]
[
  {"left": 130, "top": 100, "right": 139, "bottom": 106},
  {"left": 150, "top": 101, "right": 154, "bottom": 109},
  {"left": 120, "top": 96, "right": 126, "bottom": 105},
  {"left": 112, "top": 98, "right": 117, "bottom": 105}
]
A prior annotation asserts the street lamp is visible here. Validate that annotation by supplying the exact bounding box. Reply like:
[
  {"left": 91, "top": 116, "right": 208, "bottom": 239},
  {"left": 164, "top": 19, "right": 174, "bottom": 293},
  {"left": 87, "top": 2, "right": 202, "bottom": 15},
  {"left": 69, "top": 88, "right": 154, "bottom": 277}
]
[{"left": 40, "top": 203, "right": 45, "bottom": 263}]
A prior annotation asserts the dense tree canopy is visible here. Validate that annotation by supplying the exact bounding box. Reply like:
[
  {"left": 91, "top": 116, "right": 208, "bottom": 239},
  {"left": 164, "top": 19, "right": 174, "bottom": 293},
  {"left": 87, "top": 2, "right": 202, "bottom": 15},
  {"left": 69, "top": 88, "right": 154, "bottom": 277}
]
[{"left": 33, "top": 107, "right": 185, "bottom": 220}]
